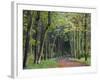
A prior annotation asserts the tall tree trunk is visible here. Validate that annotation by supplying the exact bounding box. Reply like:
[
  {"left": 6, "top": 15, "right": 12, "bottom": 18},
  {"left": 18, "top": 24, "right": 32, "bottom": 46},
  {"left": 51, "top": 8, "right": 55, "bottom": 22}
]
[
  {"left": 69, "top": 31, "right": 73, "bottom": 58},
  {"left": 34, "top": 28, "right": 38, "bottom": 63},
  {"left": 37, "top": 12, "right": 51, "bottom": 64},
  {"left": 84, "top": 14, "right": 88, "bottom": 61},
  {"left": 73, "top": 30, "right": 76, "bottom": 58},
  {"left": 44, "top": 36, "right": 48, "bottom": 60},
  {"left": 34, "top": 11, "right": 40, "bottom": 64},
  {"left": 51, "top": 36, "right": 56, "bottom": 57},
  {"left": 23, "top": 11, "right": 32, "bottom": 68},
  {"left": 37, "top": 29, "right": 48, "bottom": 63}
]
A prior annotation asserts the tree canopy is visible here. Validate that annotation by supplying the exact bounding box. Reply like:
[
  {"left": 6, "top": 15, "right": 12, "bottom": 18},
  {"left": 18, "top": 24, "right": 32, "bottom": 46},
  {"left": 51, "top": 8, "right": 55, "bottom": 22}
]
[{"left": 23, "top": 10, "right": 91, "bottom": 69}]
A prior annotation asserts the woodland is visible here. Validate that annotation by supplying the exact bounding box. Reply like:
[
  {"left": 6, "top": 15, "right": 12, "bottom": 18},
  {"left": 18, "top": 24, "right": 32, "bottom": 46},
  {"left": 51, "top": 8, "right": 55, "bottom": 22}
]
[{"left": 23, "top": 10, "right": 91, "bottom": 69}]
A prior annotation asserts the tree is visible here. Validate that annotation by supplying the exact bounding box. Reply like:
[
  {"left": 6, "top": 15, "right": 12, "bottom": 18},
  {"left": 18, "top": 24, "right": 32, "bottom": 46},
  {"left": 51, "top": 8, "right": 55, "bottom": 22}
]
[
  {"left": 23, "top": 10, "right": 91, "bottom": 68},
  {"left": 37, "top": 12, "right": 51, "bottom": 64},
  {"left": 23, "top": 11, "right": 32, "bottom": 68}
]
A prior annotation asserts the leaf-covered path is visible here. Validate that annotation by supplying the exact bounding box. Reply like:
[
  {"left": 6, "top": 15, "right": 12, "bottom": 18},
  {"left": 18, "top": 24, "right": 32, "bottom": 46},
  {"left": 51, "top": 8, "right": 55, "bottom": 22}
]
[{"left": 57, "top": 58, "right": 88, "bottom": 67}]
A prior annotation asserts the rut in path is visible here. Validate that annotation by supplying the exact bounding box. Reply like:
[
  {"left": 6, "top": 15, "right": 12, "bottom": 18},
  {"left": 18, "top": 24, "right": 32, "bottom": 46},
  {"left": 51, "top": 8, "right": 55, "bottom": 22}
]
[{"left": 57, "top": 58, "right": 89, "bottom": 67}]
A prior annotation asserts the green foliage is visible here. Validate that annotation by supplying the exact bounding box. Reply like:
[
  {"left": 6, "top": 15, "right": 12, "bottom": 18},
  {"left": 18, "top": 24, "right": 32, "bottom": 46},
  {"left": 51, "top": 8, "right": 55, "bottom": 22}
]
[
  {"left": 26, "top": 54, "right": 58, "bottom": 69},
  {"left": 30, "top": 39, "right": 39, "bottom": 46},
  {"left": 23, "top": 10, "right": 91, "bottom": 68},
  {"left": 40, "top": 11, "right": 48, "bottom": 26}
]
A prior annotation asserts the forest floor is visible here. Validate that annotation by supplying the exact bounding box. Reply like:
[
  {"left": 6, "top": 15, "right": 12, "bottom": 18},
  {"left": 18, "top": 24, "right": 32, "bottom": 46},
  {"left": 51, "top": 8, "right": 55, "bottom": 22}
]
[
  {"left": 26, "top": 55, "right": 90, "bottom": 69},
  {"left": 57, "top": 58, "right": 89, "bottom": 67}
]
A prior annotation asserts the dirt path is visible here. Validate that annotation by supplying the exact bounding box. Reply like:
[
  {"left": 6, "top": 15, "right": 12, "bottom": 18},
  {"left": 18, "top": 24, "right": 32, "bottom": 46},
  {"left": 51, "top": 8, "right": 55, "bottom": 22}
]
[{"left": 57, "top": 58, "right": 88, "bottom": 67}]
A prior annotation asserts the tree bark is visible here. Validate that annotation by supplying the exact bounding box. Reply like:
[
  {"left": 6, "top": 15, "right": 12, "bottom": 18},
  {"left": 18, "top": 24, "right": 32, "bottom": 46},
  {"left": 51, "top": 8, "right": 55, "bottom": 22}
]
[
  {"left": 23, "top": 11, "right": 32, "bottom": 68},
  {"left": 84, "top": 14, "right": 88, "bottom": 61},
  {"left": 37, "top": 12, "right": 51, "bottom": 64},
  {"left": 34, "top": 11, "right": 40, "bottom": 64}
]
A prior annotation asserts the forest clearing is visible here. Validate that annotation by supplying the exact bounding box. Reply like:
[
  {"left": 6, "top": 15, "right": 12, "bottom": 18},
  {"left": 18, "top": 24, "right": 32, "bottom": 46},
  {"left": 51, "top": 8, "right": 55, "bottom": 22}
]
[{"left": 23, "top": 10, "right": 91, "bottom": 69}]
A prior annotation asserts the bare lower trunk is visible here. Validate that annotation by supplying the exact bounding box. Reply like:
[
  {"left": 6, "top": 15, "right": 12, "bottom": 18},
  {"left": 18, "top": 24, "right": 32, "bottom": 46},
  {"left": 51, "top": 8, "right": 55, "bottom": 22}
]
[
  {"left": 37, "top": 12, "right": 51, "bottom": 64},
  {"left": 23, "top": 11, "right": 32, "bottom": 68},
  {"left": 37, "top": 30, "right": 47, "bottom": 63}
]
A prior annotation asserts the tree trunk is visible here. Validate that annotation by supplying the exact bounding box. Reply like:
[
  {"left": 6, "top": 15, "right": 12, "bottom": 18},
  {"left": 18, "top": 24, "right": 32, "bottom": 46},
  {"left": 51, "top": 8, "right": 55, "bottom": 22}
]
[
  {"left": 84, "top": 14, "right": 88, "bottom": 61},
  {"left": 51, "top": 36, "right": 56, "bottom": 57},
  {"left": 37, "top": 12, "right": 51, "bottom": 64},
  {"left": 34, "top": 28, "right": 38, "bottom": 63},
  {"left": 37, "top": 29, "right": 48, "bottom": 63},
  {"left": 44, "top": 36, "right": 48, "bottom": 60},
  {"left": 23, "top": 11, "right": 32, "bottom": 68},
  {"left": 34, "top": 11, "right": 40, "bottom": 64}
]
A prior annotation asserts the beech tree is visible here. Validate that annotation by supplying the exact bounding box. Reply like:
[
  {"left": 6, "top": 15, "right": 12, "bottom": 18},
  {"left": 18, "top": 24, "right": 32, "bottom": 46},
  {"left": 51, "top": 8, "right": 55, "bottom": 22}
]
[{"left": 23, "top": 10, "right": 91, "bottom": 68}]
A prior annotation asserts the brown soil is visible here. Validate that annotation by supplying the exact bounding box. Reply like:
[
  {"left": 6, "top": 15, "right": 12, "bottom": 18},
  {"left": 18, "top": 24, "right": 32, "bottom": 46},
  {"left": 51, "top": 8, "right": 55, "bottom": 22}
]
[{"left": 57, "top": 59, "right": 88, "bottom": 67}]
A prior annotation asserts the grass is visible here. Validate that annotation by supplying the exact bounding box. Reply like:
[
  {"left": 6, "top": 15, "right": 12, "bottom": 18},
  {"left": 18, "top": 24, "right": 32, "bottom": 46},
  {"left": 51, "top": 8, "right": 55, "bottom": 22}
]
[
  {"left": 25, "top": 54, "right": 91, "bottom": 69},
  {"left": 74, "top": 57, "right": 91, "bottom": 65},
  {"left": 26, "top": 55, "right": 58, "bottom": 69}
]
